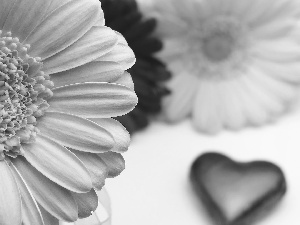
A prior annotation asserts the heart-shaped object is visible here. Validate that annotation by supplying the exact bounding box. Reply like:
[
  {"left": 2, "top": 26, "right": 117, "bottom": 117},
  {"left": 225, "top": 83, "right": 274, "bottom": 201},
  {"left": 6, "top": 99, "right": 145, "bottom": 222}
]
[{"left": 190, "top": 152, "right": 286, "bottom": 225}]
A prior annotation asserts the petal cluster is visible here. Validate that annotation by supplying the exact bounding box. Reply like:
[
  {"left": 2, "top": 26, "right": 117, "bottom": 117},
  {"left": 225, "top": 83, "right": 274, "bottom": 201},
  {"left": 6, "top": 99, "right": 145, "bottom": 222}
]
[
  {"left": 140, "top": 0, "right": 300, "bottom": 134},
  {"left": 0, "top": 0, "right": 137, "bottom": 224}
]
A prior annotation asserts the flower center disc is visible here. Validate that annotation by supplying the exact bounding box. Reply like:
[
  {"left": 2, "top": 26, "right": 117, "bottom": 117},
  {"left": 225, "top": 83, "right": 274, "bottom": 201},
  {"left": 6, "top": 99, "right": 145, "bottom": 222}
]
[{"left": 202, "top": 33, "right": 234, "bottom": 62}]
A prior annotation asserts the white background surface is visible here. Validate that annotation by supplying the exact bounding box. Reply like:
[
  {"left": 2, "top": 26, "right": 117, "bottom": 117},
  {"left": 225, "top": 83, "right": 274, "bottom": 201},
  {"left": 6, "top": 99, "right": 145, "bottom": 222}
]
[{"left": 106, "top": 103, "right": 300, "bottom": 225}]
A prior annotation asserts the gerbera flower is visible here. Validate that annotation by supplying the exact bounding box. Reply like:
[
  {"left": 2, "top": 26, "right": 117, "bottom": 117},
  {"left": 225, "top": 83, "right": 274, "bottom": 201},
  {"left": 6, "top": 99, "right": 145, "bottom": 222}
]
[
  {"left": 0, "top": 0, "right": 137, "bottom": 224},
  {"left": 141, "top": 0, "right": 300, "bottom": 134},
  {"left": 100, "top": 0, "right": 171, "bottom": 134}
]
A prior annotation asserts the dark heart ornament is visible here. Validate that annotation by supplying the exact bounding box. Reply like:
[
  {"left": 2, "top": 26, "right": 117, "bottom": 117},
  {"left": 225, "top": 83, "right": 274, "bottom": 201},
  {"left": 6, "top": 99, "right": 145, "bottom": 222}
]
[{"left": 190, "top": 152, "right": 287, "bottom": 225}]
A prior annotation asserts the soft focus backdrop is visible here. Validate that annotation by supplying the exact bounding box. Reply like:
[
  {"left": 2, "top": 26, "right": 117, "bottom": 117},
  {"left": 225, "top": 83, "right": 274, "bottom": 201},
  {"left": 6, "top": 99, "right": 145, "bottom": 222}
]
[{"left": 105, "top": 96, "right": 300, "bottom": 225}]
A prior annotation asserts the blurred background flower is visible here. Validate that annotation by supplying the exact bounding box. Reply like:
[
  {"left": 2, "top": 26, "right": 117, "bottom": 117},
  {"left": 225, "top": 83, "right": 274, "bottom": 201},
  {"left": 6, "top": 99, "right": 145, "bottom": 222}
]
[
  {"left": 140, "top": 0, "right": 300, "bottom": 134},
  {"left": 0, "top": 0, "right": 137, "bottom": 224},
  {"left": 100, "top": 0, "right": 171, "bottom": 134}
]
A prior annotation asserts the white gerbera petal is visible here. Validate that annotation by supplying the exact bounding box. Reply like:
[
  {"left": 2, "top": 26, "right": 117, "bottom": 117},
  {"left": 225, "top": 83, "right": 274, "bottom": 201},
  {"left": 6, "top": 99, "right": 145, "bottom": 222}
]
[
  {"left": 3, "top": 0, "right": 51, "bottom": 42},
  {"left": 12, "top": 157, "right": 78, "bottom": 222},
  {"left": 144, "top": 10, "right": 190, "bottom": 38},
  {"left": 220, "top": 81, "right": 247, "bottom": 130},
  {"left": 146, "top": 0, "right": 300, "bottom": 133},
  {"left": 70, "top": 150, "right": 108, "bottom": 190},
  {"left": 43, "top": 26, "right": 118, "bottom": 74},
  {"left": 111, "top": 71, "right": 135, "bottom": 90},
  {"left": 48, "top": 82, "right": 138, "bottom": 118},
  {"left": 10, "top": 165, "right": 44, "bottom": 225},
  {"left": 39, "top": 204, "right": 60, "bottom": 225},
  {"left": 0, "top": 161, "right": 21, "bottom": 225},
  {"left": 0, "top": 0, "right": 16, "bottom": 29},
  {"left": 26, "top": 0, "right": 102, "bottom": 59},
  {"left": 96, "top": 32, "right": 136, "bottom": 71},
  {"left": 51, "top": 61, "right": 124, "bottom": 88},
  {"left": 89, "top": 118, "right": 130, "bottom": 153},
  {"left": 251, "top": 37, "right": 300, "bottom": 56},
  {"left": 72, "top": 189, "right": 98, "bottom": 219},
  {"left": 37, "top": 112, "right": 115, "bottom": 153},
  {"left": 163, "top": 73, "right": 198, "bottom": 122},
  {"left": 22, "top": 135, "right": 93, "bottom": 193},
  {"left": 98, "top": 152, "right": 125, "bottom": 178},
  {"left": 45, "top": 0, "right": 72, "bottom": 17},
  {"left": 246, "top": 66, "right": 297, "bottom": 102},
  {"left": 251, "top": 18, "right": 295, "bottom": 40},
  {"left": 236, "top": 0, "right": 275, "bottom": 25},
  {"left": 257, "top": 0, "right": 300, "bottom": 24},
  {"left": 254, "top": 59, "right": 300, "bottom": 83},
  {"left": 237, "top": 75, "right": 282, "bottom": 125},
  {"left": 192, "top": 81, "right": 224, "bottom": 134}
]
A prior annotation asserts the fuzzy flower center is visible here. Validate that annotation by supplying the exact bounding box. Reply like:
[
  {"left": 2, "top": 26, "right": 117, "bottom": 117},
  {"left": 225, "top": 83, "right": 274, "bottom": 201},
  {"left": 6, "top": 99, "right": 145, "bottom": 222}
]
[
  {"left": 0, "top": 31, "right": 53, "bottom": 160},
  {"left": 194, "top": 16, "right": 248, "bottom": 79},
  {"left": 202, "top": 32, "right": 234, "bottom": 62}
]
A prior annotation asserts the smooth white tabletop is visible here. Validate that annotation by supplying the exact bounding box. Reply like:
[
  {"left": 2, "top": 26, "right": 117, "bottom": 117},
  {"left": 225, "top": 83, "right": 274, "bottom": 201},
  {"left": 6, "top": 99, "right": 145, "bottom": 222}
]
[{"left": 106, "top": 103, "right": 300, "bottom": 225}]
